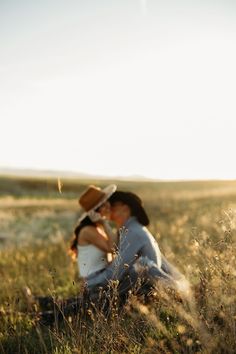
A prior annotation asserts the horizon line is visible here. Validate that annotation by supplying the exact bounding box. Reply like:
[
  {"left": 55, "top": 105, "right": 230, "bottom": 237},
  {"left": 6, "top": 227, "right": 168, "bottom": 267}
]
[{"left": 0, "top": 166, "right": 235, "bottom": 183}]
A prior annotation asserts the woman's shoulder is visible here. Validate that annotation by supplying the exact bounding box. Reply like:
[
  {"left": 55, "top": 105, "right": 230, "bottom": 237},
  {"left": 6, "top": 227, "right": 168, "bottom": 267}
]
[
  {"left": 79, "top": 225, "right": 97, "bottom": 236},
  {"left": 77, "top": 225, "right": 98, "bottom": 245}
]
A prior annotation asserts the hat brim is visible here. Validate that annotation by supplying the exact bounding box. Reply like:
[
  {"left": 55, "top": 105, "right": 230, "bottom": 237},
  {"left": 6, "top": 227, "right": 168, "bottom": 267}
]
[{"left": 76, "top": 184, "right": 117, "bottom": 224}]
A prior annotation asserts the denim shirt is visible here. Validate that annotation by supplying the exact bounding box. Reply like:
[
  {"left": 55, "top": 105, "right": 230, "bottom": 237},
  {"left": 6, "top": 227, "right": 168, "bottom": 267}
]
[{"left": 86, "top": 216, "right": 162, "bottom": 288}]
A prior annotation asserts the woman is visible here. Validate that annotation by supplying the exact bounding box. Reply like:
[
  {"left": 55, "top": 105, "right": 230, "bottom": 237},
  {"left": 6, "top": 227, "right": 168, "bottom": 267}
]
[
  {"left": 36, "top": 184, "right": 118, "bottom": 325},
  {"left": 70, "top": 184, "right": 118, "bottom": 279}
]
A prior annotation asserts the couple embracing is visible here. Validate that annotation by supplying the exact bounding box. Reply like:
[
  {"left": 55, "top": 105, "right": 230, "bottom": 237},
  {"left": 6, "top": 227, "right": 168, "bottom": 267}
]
[{"left": 69, "top": 184, "right": 188, "bottom": 310}]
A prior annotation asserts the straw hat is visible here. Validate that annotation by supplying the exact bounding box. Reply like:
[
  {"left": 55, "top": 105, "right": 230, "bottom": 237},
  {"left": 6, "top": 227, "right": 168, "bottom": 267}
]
[{"left": 77, "top": 184, "right": 117, "bottom": 223}]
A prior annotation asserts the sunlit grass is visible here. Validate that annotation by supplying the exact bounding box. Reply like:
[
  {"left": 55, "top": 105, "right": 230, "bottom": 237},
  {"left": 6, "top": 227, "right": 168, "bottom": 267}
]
[{"left": 0, "top": 177, "right": 236, "bottom": 353}]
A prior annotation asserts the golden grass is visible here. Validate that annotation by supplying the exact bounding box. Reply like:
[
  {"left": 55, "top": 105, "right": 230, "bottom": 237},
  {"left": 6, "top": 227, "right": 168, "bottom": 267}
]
[{"left": 0, "top": 178, "right": 236, "bottom": 353}]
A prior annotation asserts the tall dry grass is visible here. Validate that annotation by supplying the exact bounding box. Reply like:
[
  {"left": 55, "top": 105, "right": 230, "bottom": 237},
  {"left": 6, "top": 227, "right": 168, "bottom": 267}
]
[{"left": 0, "top": 179, "right": 236, "bottom": 353}]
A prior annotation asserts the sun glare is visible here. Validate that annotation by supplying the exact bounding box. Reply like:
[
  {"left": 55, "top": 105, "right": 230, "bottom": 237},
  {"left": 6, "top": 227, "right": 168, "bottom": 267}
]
[{"left": 0, "top": 1, "right": 235, "bottom": 179}]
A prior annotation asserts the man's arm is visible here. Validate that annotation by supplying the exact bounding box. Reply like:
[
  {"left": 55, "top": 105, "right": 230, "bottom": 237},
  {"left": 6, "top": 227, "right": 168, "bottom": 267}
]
[{"left": 87, "top": 227, "right": 144, "bottom": 288}]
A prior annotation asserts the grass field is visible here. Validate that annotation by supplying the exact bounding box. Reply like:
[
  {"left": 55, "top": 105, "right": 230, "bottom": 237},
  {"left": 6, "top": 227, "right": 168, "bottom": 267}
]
[{"left": 0, "top": 176, "right": 236, "bottom": 353}]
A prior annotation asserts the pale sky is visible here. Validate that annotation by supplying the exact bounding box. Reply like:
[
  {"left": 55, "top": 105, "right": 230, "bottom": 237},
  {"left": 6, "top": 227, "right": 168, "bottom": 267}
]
[{"left": 1, "top": 0, "right": 236, "bottom": 179}]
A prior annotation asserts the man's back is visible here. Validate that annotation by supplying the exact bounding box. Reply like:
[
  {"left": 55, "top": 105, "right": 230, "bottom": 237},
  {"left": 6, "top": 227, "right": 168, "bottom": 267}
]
[
  {"left": 87, "top": 216, "right": 162, "bottom": 288},
  {"left": 123, "top": 217, "right": 162, "bottom": 268}
]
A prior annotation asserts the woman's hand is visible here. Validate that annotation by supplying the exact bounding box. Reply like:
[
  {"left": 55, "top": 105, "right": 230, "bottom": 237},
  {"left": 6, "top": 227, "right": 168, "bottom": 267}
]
[{"left": 87, "top": 210, "right": 105, "bottom": 223}]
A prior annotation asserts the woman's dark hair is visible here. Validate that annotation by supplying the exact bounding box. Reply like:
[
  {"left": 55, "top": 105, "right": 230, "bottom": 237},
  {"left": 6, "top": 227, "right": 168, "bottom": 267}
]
[
  {"left": 70, "top": 216, "right": 95, "bottom": 258},
  {"left": 108, "top": 191, "right": 150, "bottom": 226},
  {"left": 69, "top": 203, "right": 103, "bottom": 258}
]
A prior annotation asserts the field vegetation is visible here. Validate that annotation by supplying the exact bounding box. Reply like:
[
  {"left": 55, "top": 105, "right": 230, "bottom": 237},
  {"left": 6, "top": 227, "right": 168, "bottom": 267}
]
[{"left": 0, "top": 176, "right": 236, "bottom": 353}]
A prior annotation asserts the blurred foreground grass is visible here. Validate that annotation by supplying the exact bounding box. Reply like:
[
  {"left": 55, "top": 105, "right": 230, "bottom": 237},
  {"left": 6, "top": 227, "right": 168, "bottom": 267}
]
[{"left": 0, "top": 176, "right": 236, "bottom": 353}]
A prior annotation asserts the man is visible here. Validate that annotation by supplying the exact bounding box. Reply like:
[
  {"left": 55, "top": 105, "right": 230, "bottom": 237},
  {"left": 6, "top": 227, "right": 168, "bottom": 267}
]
[{"left": 86, "top": 191, "right": 186, "bottom": 302}]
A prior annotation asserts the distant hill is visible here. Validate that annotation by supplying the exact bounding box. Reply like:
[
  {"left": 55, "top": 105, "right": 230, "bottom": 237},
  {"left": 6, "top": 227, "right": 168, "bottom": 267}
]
[
  {"left": 0, "top": 167, "right": 155, "bottom": 182},
  {"left": 0, "top": 167, "right": 93, "bottom": 179}
]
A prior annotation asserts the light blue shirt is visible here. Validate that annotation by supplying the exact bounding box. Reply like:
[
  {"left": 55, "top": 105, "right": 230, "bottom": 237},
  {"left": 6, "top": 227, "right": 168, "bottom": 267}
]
[{"left": 87, "top": 216, "right": 162, "bottom": 288}]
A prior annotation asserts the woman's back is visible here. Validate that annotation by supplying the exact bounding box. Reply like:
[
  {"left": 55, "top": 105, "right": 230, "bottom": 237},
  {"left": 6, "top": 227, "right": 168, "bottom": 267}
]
[{"left": 77, "top": 243, "right": 107, "bottom": 277}]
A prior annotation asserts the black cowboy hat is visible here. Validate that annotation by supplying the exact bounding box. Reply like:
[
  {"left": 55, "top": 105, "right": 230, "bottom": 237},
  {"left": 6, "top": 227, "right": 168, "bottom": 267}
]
[{"left": 108, "top": 191, "right": 150, "bottom": 226}]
